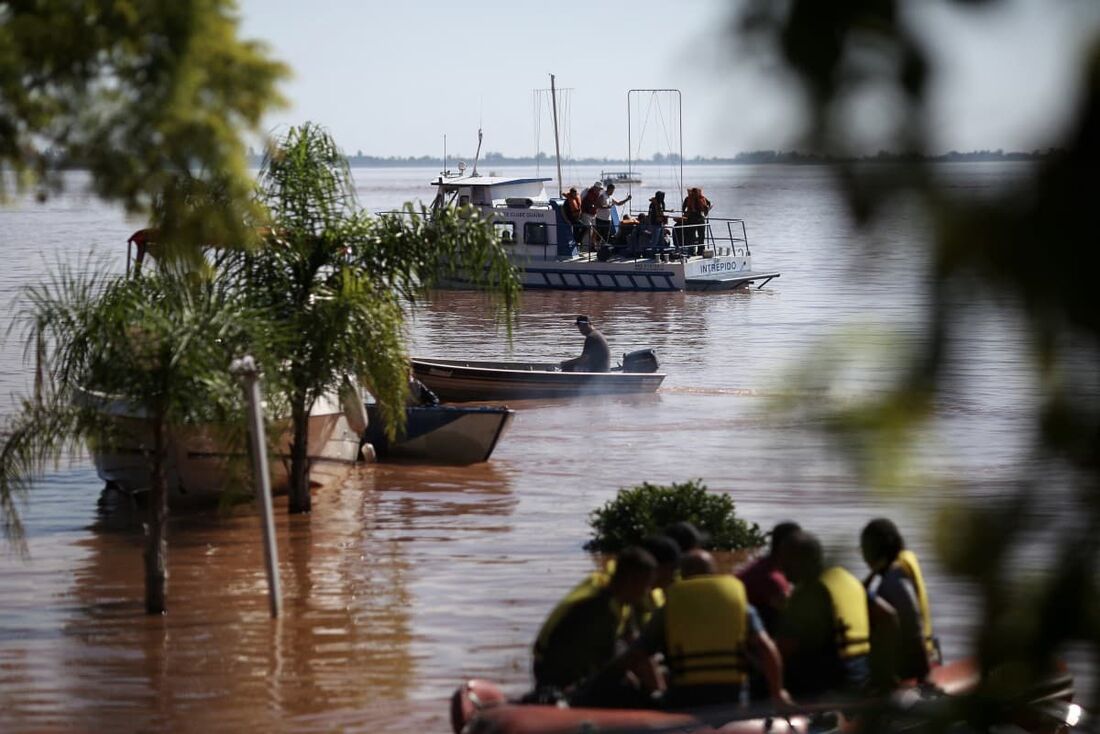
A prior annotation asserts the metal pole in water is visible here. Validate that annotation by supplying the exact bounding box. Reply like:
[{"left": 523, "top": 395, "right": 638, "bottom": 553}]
[
  {"left": 550, "top": 73, "right": 564, "bottom": 195},
  {"left": 230, "top": 355, "right": 282, "bottom": 618}
]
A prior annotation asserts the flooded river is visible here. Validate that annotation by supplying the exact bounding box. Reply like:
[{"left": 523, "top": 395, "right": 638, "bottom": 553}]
[{"left": 0, "top": 164, "right": 1080, "bottom": 731}]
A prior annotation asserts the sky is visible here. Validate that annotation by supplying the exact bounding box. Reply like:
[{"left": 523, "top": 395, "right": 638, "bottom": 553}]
[{"left": 237, "top": 0, "right": 1100, "bottom": 159}]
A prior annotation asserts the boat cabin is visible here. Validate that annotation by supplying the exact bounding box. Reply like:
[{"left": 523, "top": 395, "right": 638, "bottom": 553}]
[{"left": 430, "top": 175, "right": 579, "bottom": 259}]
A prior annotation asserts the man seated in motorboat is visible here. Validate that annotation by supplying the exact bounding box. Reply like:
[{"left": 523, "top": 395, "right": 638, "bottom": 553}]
[{"left": 560, "top": 315, "right": 610, "bottom": 373}]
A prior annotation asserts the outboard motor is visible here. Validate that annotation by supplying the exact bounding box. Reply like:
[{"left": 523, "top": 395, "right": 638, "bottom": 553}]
[{"left": 621, "top": 349, "right": 660, "bottom": 373}]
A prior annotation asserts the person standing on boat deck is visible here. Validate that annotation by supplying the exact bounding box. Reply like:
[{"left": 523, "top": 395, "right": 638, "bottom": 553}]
[
  {"left": 595, "top": 183, "right": 631, "bottom": 245},
  {"left": 682, "top": 187, "right": 712, "bottom": 255},
  {"left": 562, "top": 187, "right": 584, "bottom": 245},
  {"left": 860, "top": 518, "right": 938, "bottom": 683},
  {"left": 647, "top": 191, "right": 668, "bottom": 250},
  {"left": 579, "top": 181, "right": 603, "bottom": 248},
  {"left": 559, "top": 315, "right": 610, "bottom": 373},
  {"left": 531, "top": 547, "right": 658, "bottom": 707}
]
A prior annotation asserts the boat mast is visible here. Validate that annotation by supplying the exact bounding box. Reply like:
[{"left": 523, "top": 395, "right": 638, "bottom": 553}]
[
  {"left": 443, "top": 134, "right": 447, "bottom": 175},
  {"left": 550, "top": 73, "right": 564, "bottom": 194}
]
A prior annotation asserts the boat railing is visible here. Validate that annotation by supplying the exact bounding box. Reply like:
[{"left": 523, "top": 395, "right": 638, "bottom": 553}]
[{"left": 668, "top": 216, "right": 751, "bottom": 258}]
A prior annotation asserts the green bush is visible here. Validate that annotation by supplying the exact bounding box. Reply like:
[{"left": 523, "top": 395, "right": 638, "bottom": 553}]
[{"left": 585, "top": 479, "right": 765, "bottom": 552}]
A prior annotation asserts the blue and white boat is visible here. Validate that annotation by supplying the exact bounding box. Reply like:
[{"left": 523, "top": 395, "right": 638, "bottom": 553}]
[{"left": 428, "top": 174, "right": 780, "bottom": 292}]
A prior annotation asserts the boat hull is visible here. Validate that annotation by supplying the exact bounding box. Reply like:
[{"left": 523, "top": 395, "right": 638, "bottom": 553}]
[
  {"left": 411, "top": 359, "right": 665, "bottom": 402},
  {"left": 450, "top": 658, "right": 1076, "bottom": 734},
  {"left": 365, "top": 404, "right": 514, "bottom": 464},
  {"left": 85, "top": 390, "right": 363, "bottom": 505},
  {"left": 442, "top": 255, "right": 777, "bottom": 292}
]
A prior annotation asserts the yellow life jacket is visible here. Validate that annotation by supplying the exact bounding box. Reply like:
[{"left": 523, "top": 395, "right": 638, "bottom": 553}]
[
  {"left": 895, "top": 550, "right": 938, "bottom": 661},
  {"left": 663, "top": 575, "right": 749, "bottom": 686},
  {"left": 533, "top": 566, "right": 624, "bottom": 660},
  {"left": 819, "top": 566, "right": 871, "bottom": 659}
]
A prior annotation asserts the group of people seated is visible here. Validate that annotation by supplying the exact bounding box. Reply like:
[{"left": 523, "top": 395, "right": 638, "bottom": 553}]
[
  {"left": 529, "top": 518, "right": 938, "bottom": 712},
  {"left": 560, "top": 184, "right": 713, "bottom": 258}
]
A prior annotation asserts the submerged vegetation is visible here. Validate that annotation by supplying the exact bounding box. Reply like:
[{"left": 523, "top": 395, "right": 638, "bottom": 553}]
[{"left": 585, "top": 479, "right": 765, "bottom": 552}]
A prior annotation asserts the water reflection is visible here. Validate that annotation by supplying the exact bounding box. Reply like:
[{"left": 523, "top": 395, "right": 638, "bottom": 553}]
[{"left": 414, "top": 289, "right": 724, "bottom": 368}]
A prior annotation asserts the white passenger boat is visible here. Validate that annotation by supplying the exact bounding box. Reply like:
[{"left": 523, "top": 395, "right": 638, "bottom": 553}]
[
  {"left": 423, "top": 83, "right": 779, "bottom": 292},
  {"left": 429, "top": 174, "right": 779, "bottom": 291}
]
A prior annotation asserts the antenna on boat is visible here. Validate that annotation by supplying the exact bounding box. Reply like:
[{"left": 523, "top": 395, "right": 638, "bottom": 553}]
[
  {"left": 443, "top": 134, "right": 448, "bottom": 176},
  {"left": 550, "top": 73, "right": 564, "bottom": 195},
  {"left": 471, "top": 128, "right": 483, "bottom": 177}
]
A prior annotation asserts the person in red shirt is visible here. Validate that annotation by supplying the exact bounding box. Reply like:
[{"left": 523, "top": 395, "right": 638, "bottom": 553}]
[{"left": 736, "top": 521, "right": 801, "bottom": 635}]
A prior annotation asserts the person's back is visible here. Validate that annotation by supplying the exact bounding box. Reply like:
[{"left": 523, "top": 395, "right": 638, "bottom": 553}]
[
  {"left": 531, "top": 547, "right": 656, "bottom": 702},
  {"left": 737, "top": 521, "right": 800, "bottom": 636},
  {"left": 533, "top": 582, "right": 621, "bottom": 691},
  {"left": 661, "top": 573, "right": 752, "bottom": 707},
  {"left": 581, "top": 328, "right": 611, "bottom": 372},
  {"left": 627, "top": 549, "right": 791, "bottom": 709},
  {"left": 778, "top": 532, "right": 871, "bottom": 699},
  {"left": 561, "top": 315, "right": 611, "bottom": 373}
]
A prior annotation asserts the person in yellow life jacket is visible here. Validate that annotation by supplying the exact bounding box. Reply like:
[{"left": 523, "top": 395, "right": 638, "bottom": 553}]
[
  {"left": 777, "top": 531, "right": 881, "bottom": 699},
  {"left": 532, "top": 547, "right": 657, "bottom": 706},
  {"left": 595, "top": 549, "right": 792, "bottom": 710},
  {"left": 861, "top": 518, "right": 939, "bottom": 682}
]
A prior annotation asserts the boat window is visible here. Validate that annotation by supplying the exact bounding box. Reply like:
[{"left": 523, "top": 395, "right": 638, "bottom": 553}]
[
  {"left": 495, "top": 222, "right": 516, "bottom": 245},
  {"left": 524, "top": 222, "right": 549, "bottom": 245}
]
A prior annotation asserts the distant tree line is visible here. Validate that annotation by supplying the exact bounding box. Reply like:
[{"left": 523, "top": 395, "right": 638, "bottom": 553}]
[{"left": 237, "top": 147, "right": 1065, "bottom": 168}]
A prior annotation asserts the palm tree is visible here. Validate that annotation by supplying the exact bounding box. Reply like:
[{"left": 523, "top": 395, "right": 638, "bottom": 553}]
[
  {"left": 223, "top": 123, "right": 520, "bottom": 513},
  {"left": 0, "top": 260, "right": 258, "bottom": 613}
]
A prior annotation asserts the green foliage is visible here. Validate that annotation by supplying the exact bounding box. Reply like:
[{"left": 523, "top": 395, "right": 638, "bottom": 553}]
[
  {"left": 220, "top": 123, "right": 521, "bottom": 509},
  {"left": 0, "top": 261, "right": 258, "bottom": 548},
  {"left": 0, "top": 0, "right": 287, "bottom": 250},
  {"left": 585, "top": 479, "right": 764, "bottom": 552}
]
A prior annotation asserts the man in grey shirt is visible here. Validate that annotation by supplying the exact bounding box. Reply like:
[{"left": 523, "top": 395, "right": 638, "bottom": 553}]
[{"left": 560, "top": 315, "right": 611, "bottom": 372}]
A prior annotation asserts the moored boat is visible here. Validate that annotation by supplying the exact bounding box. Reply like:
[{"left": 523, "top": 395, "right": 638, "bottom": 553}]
[
  {"left": 83, "top": 386, "right": 365, "bottom": 506},
  {"left": 364, "top": 404, "right": 514, "bottom": 464},
  {"left": 427, "top": 174, "right": 779, "bottom": 292},
  {"left": 411, "top": 356, "right": 665, "bottom": 402}
]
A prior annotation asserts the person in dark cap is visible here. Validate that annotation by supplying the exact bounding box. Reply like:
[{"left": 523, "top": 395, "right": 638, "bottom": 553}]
[
  {"left": 664, "top": 521, "right": 706, "bottom": 553},
  {"left": 647, "top": 190, "right": 668, "bottom": 250},
  {"left": 559, "top": 315, "right": 610, "bottom": 373}
]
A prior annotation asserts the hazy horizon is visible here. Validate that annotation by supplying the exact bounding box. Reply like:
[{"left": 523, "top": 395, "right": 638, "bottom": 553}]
[{"left": 237, "top": 0, "right": 1100, "bottom": 159}]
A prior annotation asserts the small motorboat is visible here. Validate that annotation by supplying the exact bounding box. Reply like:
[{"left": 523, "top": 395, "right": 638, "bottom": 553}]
[
  {"left": 600, "top": 169, "right": 642, "bottom": 186},
  {"left": 364, "top": 404, "right": 514, "bottom": 464},
  {"left": 450, "top": 658, "right": 1080, "bottom": 734},
  {"left": 411, "top": 350, "right": 665, "bottom": 402}
]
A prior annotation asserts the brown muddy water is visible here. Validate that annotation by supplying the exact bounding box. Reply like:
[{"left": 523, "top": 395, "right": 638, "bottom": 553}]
[{"left": 0, "top": 164, "right": 1088, "bottom": 732}]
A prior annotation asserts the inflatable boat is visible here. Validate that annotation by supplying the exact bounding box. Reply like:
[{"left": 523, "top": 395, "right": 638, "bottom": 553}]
[{"left": 450, "top": 658, "right": 1080, "bottom": 734}]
